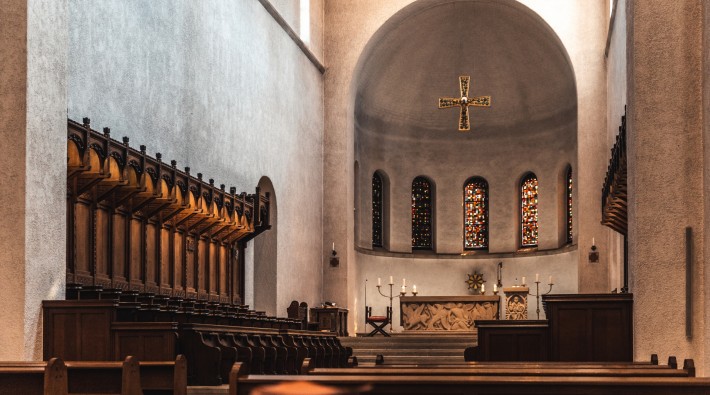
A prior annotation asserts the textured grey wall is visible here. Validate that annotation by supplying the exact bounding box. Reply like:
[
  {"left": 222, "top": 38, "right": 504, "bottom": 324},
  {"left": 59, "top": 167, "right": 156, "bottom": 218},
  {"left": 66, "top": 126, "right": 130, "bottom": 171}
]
[
  {"left": 0, "top": 0, "right": 67, "bottom": 360},
  {"left": 627, "top": 0, "right": 705, "bottom": 372},
  {"left": 68, "top": 0, "right": 325, "bottom": 315}
]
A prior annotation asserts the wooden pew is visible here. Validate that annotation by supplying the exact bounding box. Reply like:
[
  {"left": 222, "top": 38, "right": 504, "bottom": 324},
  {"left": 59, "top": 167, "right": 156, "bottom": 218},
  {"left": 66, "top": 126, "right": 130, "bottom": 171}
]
[
  {"left": 0, "top": 355, "right": 186, "bottom": 395},
  {"left": 229, "top": 362, "right": 710, "bottom": 395},
  {"left": 0, "top": 358, "right": 67, "bottom": 395}
]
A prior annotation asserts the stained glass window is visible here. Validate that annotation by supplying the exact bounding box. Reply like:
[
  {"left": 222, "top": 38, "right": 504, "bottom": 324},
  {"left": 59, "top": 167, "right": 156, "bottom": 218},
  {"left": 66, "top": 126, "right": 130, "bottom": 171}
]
[
  {"left": 464, "top": 177, "right": 488, "bottom": 250},
  {"left": 372, "top": 172, "right": 383, "bottom": 248},
  {"left": 566, "top": 166, "right": 573, "bottom": 244},
  {"left": 412, "top": 177, "right": 433, "bottom": 249},
  {"left": 521, "top": 173, "right": 539, "bottom": 247}
]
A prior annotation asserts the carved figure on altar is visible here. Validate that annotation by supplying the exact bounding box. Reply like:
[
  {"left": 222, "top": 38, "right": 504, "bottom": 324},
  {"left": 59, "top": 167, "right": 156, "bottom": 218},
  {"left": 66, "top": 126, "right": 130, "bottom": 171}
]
[{"left": 400, "top": 296, "right": 500, "bottom": 331}]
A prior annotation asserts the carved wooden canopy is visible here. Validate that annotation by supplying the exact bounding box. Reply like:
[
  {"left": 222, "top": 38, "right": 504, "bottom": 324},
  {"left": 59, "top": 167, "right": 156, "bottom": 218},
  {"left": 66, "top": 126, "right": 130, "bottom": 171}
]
[
  {"left": 601, "top": 110, "right": 627, "bottom": 235},
  {"left": 66, "top": 118, "right": 269, "bottom": 302}
]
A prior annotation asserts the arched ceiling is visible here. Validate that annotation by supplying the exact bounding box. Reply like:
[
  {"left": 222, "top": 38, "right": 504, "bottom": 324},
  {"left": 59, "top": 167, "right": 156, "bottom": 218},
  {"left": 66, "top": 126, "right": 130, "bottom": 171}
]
[{"left": 354, "top": 0, "right": 577, "bottom": 143}]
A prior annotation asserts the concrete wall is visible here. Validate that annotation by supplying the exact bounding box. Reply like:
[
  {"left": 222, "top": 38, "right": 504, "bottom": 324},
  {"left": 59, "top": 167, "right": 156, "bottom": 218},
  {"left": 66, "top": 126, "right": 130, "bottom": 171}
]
[
  {"left": 627, "top": 0, "right": 705, "bottom": 372},
  {"left": 67, "top": 0, "right": 325, "bottom": 316},
  {"left": 324, "top": 0, "right": 611, "bottom": 335},
  {"left": 0, "top": 0, "right": 67, "bottom": 360}
]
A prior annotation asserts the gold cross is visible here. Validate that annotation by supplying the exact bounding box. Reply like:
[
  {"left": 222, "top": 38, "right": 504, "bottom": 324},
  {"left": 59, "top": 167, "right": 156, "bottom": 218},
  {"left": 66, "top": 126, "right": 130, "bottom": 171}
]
[{"left": 438, "top": 76, "right": 491, "bottom": 131}]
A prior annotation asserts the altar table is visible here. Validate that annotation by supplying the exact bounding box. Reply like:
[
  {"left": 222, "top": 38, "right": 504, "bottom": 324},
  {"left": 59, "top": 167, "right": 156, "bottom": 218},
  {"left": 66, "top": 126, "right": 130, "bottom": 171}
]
[{"left": 399, "top": 295, "right": 499, "bottom": 332}]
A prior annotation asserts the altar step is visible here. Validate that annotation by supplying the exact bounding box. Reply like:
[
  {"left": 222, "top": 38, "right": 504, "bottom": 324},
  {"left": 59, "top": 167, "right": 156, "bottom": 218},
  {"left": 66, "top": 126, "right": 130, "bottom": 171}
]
[{"left": 339, "top": 334, "right": 474, "bottom": 365}]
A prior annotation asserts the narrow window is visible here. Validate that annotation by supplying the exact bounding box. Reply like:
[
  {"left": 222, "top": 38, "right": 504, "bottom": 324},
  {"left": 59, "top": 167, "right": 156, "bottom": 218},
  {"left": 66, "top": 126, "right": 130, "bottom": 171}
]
[
  {"left": 464, "top": 177, "right": 488, "bottom": 250},
  {"left": 566, "top": 166, "right": 573, "bottom": 244},
  {"left": 412, "top": 177, "right": 433, "bottom": 250},
  {"left": 372, "top": 172, "right": 383, "bottom": 248},
  {"left": 521, "top": 173, "right": 539, "bottom": 247}
]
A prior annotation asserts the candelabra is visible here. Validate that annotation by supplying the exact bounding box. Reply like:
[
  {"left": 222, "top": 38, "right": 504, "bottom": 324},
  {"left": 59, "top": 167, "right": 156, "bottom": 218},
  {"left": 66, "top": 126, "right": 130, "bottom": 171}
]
[
  {"left": 529, "top": 280, "right": 554, "bottom": 319},
  {"left": 376, "top": 283, "right": 405, "bottom": 333}
]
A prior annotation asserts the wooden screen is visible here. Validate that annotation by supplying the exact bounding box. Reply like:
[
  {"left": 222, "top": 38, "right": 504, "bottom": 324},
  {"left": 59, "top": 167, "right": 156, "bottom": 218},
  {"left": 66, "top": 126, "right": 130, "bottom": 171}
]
[{"left": 66, "top": 118, "right": 269, "bottom": 303}]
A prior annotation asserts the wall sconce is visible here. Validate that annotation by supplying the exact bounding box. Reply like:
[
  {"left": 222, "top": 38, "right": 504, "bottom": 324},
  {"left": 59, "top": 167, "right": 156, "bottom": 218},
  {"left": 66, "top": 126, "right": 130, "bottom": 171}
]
[
  {"left": 330, "top": 242, "right": 339, "bottom": 267},
  {"left": 589, "top": 237, "right": 599, "bottom": 263}
]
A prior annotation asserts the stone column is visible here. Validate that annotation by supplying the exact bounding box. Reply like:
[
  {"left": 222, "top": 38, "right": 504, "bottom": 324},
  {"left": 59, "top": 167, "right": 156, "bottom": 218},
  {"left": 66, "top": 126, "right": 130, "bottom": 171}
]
[
  {"left": 0, "top": 0, "right": 67, "bottom": 360},
  {"left": 627, "top": 0, "right": 704, "bottom": 369}
]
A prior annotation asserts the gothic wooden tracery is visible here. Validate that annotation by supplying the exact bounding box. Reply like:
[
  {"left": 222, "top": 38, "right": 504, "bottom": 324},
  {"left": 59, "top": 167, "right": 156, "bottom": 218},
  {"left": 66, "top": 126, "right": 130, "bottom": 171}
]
[{"left": 66, "top": 118, "right": 270, "bottom": 303}]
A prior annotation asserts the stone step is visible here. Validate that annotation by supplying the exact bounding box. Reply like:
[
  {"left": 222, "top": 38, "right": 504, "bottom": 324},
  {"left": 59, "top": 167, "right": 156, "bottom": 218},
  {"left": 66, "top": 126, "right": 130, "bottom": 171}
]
[
  {"left": 351, "top": 348, "right": 464, "bottom": 356},
  {"left": 356, "top": 355, "right": 467, "bottom": 364}
]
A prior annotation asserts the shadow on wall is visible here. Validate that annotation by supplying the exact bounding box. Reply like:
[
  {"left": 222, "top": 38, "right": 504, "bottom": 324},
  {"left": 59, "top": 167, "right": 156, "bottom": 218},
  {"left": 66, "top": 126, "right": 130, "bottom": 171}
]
[{"left": 254, "top": 176, "right": 277, "bottom": 315}]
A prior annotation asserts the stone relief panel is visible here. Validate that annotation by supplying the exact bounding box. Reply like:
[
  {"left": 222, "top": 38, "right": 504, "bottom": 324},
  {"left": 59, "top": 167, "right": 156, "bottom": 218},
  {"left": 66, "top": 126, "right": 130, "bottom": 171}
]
[{"left": 401, "top": 301, "right": 499, "bottom": 331}]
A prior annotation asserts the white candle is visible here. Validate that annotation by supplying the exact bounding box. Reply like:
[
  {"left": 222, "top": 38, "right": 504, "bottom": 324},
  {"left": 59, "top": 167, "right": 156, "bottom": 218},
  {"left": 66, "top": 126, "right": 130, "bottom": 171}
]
[
  {"left": 493, "top": 284, "right": 497, "bottom": 292},
  {"left": 592, "top": 237, "right": 595, "bottom": 246},
  {"left": 413, "top": 285, "right": 417, "bottom": 292},
  {"left": 332, "top": 242, "right": 335, "bottom": 250},
  {"left": 403, "top": 278, "right": 406, "bottom": 287},
  {"left": 401, "top": 285, "right": 406, "bottom": 293},
  {"left": 481, "top": 284, "right": 485, "bottom": 293},
  {"left": 536, "top": 273, "right": 539, "bottom": 282},
  {"left": 378, "top": 277, "right": 381, "bottom": 286},
  {"left": 389, "top": 276, "right": 393, "bottom": 285},
  {"left": 522, "top": 276, "right": 526, "bottom": 285},
  {"left": 549, "top": 275, "right": 553, "bottom": 284}
]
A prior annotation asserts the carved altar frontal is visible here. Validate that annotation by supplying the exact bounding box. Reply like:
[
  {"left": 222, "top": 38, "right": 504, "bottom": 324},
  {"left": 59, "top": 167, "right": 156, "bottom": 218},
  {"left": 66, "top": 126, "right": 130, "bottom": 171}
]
[{"left": 400, "top": 296, "right": 500, "bottom": 331}]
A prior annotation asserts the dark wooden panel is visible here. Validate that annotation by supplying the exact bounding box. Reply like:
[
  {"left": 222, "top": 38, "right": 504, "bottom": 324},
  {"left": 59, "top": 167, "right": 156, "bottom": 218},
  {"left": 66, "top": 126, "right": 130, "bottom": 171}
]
[
  {"left": 43, "top": 301, "right": 115, "bottom": 361},
  {"left": 475, "top": 320, "right": 549, "bottom": 362},
  {"left": 112, "top": 214, "right": 126, "bottom": 282},
  {"left": 544, "top": 293, "right": 633, "bottom": 362},
  {"left": 112, "top": 323, "right": 178, "bottom": 361}
]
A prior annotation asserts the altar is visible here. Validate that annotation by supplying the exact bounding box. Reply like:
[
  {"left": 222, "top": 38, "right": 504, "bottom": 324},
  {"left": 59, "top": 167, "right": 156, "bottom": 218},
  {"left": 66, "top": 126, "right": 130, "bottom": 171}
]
[{"left": 399, "top": 295, "right": 500, "bottom": 332}]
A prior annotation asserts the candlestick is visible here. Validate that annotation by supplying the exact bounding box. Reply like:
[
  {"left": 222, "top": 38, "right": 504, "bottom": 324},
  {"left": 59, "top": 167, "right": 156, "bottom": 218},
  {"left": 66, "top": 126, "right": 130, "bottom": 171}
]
[
  {"left": 375, "top": 282, "right": 403, "bottom": 333},
  {"left": 378, "top": 277, "right": 381, "bottom": 286},
  {"left": 522, "top": 276, "right": 526, "bottom": 286},
  {"left": 530, "top": 280, "right": 555, "bottom": 319},
  {"left": 536, "top": 273, "right": 539, "bottom": 282},
  {"left": 389, "top": 276, "right": 393, "bottom": 285}
]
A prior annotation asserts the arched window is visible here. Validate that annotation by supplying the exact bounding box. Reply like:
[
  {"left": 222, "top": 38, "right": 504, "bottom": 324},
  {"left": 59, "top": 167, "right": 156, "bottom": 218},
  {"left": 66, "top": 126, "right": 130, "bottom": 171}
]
[
  {"left": 464, "top": 177, "right": 488, "bottom": 250},
  {"left": 521, "top": 173, "right": 539, "bottom": 247},
  {"left": 372, "top": 172, "right": 383, "bottom": 248},
  {"left": 566, "top": 166, "right": 573, "bottom": 244},
  {"left": 412, "top": 177, "right": 433, "bottom": 250}
]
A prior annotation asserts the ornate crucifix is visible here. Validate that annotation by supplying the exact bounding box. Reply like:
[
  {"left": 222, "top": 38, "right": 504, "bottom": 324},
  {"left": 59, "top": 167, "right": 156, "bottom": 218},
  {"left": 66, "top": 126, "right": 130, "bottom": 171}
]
[{"left": 438, "top": 76, "right": 491, "bottom": 131}]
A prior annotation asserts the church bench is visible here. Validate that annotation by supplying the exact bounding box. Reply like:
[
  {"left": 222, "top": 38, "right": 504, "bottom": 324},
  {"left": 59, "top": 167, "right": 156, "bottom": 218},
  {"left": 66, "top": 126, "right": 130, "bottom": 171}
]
[
  {"left": 306, "top": 366, "right": 693, "bottom": 378},
  {"left": 179, "top": 323, "right": 351, "bottom": 385},
  {"left": 0, "top": 358, "right": 67, "bottom": 395},
  {"left": 229, "top": 363, "right": 710, "bottom": 395},
  {"left": 0, "top": 355, "right": 186, "bottom": 395}
]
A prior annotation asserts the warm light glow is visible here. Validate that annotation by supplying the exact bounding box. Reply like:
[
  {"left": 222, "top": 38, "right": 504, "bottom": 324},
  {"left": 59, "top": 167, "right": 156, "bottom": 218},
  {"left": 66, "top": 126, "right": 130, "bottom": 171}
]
[{"left": 299, "top": 0, "right": 310, "bottom": 45}]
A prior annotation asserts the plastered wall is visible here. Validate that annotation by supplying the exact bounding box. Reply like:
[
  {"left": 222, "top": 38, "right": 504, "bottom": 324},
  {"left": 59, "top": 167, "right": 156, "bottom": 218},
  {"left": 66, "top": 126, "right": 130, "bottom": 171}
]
[{"left": 67, "top": 0, "right": 325, "bottom": 316}]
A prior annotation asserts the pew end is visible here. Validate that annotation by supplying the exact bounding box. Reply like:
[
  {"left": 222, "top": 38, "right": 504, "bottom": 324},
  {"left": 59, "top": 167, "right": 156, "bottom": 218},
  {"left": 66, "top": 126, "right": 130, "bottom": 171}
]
[
  {"left": 669, "top": 356, "right": 678, "bottom": 369},
  {"left": 45, "top": 358, "right": 68, "bottom": 395},
  {"left": 300, "top": 358, "right": 314, "bottom": 375},
  {"left": 229, "top": 362, "right": 250, "bottom": 395},
  {"left": 684, "top": 359, "right": 696, "bottom": 377}
]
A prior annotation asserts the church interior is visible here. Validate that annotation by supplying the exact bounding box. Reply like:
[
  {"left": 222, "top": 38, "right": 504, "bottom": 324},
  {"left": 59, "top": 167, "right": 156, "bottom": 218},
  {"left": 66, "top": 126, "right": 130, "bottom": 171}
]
[{"left": 3, "top": 0, "right": 710, "bottom": 393}]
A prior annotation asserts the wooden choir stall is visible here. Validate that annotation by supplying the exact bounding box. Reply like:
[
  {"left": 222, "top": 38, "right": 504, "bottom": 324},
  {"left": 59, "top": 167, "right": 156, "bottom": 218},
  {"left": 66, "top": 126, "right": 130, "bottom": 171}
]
[{"left": 42, "top": 118, "right": 354, "bottom": 387}]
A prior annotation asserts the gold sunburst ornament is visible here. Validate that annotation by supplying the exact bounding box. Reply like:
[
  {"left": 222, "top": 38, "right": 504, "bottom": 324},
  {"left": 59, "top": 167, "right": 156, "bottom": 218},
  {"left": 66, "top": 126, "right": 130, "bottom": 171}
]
[
  {"left": 438, "top": 76, "right": 491, "bottom": 131},
  {"left": 466, "top": 272, "right": 484, "bottom": 291}
]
